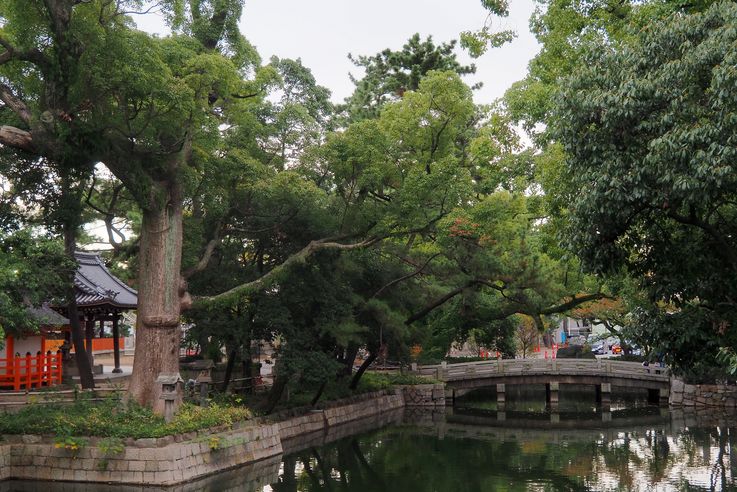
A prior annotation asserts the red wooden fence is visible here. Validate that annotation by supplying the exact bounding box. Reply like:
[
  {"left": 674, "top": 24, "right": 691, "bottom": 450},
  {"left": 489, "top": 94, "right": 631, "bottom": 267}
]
[{"left": 0, "top": 351, "right": 63, "bottom": 391}]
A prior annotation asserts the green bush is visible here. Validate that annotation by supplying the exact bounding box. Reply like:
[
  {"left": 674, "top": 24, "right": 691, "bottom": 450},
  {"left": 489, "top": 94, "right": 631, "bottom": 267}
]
[
  {"left": 359, "top": 372, "right": 436, "bottom": 390},
  {"left": 0, "top": 398, "right": 252, "bottom": 438},
  {"left": 555, "top": 346, "right": 596, "bottom": 359}
]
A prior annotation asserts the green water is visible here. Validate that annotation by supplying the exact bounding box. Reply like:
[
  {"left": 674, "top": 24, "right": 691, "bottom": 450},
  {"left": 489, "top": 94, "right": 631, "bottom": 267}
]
[
  {"left": 3, "top": 399, "right": 737, "bottom": 491},
  {"left": 261, "top": 409, "right": 737, "bottom": 492}
]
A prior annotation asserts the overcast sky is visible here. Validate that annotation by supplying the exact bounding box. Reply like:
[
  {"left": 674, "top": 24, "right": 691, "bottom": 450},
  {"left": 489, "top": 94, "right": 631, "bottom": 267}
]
[{"left": 135, "top": 0, "right": 541, "bottom": 105}]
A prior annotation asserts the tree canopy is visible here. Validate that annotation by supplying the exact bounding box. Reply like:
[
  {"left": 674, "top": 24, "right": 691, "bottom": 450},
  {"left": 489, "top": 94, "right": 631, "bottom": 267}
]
[{"left": 553, "top": 1, "right": 737, "bottom": 374}]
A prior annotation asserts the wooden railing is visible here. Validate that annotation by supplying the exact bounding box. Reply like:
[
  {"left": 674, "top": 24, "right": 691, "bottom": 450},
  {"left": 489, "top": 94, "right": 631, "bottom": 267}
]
[
  {"left": 414, "top": 359, "right": 670, "bottom": 383},
  {"left": 0, "top": 351, "right": 63, "bottom": 391}
]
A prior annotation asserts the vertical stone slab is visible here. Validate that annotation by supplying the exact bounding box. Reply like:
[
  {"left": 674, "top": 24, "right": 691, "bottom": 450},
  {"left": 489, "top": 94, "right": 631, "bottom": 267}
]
[
  {"left": 597, "top": 383, "right": 611, "bottom": 411},
  {"left": 546, "top": 382, "right": 559, "bottom": 410},
  {"left": 496, "top": 383, "right": 506, "bottom": 411}
]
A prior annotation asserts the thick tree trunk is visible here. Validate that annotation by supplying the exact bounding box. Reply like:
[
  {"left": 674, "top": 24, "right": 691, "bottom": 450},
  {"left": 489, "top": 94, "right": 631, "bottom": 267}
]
[
  {"left": 128, "top": 196, "right": 185, "bottom": 412},
  {"left": 264, "top": 372, "right": 288, "bottom": 414},
  {"left": 350, "top": 352, "right": 377, "bottom": 390},
  {"left": 221, "top": 347, "right": 237, "bottom": 392},
  {"left": 310, "top": 380, "right": 327, "bottom": 407},
  {"left": 63, "top": 220, "right": 95, "bottom": 388},
  {"left": 341, "top": 345, "right": 359, "bottom": 378}
]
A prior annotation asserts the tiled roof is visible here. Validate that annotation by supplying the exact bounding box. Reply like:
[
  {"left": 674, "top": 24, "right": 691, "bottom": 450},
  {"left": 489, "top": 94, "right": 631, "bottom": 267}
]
[
  {"left": 72, "top": 251, "right": 137, "bottom": 309},
  {"left": 27, "top": 304, "right": 70, "bottom": 326}
]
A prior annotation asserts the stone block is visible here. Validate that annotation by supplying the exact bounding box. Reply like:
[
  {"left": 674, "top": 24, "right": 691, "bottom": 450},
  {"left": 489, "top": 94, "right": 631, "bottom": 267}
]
[
  {"left": 138, "top": 447, "right": 160, "bottom": 461},
  {"left": 121, "top": 471, "right": 144, "bottom": 483},
  {"left": 158, "top": 470, "right": 175, "bottom": 483},
  {"left": 134, "top": 437, "right": 157, "bottom": 448},
  {"left": 21, "top": 434, "right": 41, "bottom": 444}
]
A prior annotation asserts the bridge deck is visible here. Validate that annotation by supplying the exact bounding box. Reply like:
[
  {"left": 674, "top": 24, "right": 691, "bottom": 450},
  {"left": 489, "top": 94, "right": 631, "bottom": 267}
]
[{"left": 414, "top": 359, "right": 670, "bottom": 389}]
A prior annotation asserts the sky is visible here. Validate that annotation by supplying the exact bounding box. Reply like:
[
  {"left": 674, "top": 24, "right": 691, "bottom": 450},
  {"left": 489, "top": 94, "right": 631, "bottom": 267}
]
[
  {"left": 94, "top": 1, "right": 541, "bottom": 248},
  {"left": 134, "top": 0, "right": 541, "bottom": 105}
]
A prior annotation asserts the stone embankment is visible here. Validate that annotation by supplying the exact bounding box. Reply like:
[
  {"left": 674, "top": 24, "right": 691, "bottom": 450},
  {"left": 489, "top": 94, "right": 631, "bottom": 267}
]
[
  {"left": 0, "top": 387, "right": 419, "bottom": 486},
  {"left": 669, "top": 379, "right": 737, "bottom": 408}
]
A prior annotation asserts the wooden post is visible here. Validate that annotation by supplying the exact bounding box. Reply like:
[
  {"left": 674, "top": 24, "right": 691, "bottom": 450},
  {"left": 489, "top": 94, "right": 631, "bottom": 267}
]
[
  {"left": 6, "top": 334, "right": 14, "bottom": 360},
  {"left": 112, "top": 314, "right": 122, "bottom": 373},
  {"left": 13, "top": 356, "right": 20, "bottom": 391},
  {"left": 25, "top": 353, "right": 31, "bottom": 390},
  {"left": 46, "top": 350, "right": 53, "bottom": 386},
  {"left": 35, "top": 352, "right": 42, "bottom": 388},
  {"left": 56, "top": 351, "right": 63, "bottom": 384},
  {"left": 85, "top": 315, "right": 95, "bottom": 367}
]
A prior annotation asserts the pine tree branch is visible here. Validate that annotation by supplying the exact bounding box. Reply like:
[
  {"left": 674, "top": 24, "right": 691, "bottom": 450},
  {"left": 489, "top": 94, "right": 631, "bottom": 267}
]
[{"left": 192, "top": 235, "right": 385, "bottom": 305}]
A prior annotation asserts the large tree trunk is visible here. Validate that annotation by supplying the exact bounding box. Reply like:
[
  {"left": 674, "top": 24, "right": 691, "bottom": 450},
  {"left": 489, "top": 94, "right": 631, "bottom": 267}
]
[
  {"left": 350, "top": 352, "right": 377, "bottom": 390},
  {"left": 62, "top": 200, "right": 95, "bottom": 389},
  {"left": 221, "top": 347, "right": 237, "bottom": 392},
  {"left": 264, "top": 372, "right": 288, "bottom": 414},
  {"left": 128, "top": 195, "right": 185, "bottom": 412}
]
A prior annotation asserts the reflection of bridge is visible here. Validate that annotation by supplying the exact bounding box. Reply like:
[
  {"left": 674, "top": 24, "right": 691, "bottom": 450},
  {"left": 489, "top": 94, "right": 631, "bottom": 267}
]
[{"left": 413, "top": 359, "right": 671, "bottom": 409}]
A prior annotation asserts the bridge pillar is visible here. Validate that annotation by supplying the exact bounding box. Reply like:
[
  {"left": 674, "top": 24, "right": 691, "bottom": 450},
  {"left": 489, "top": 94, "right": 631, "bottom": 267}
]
[
  {"left": 496, "top": 383, "right": 506, "bottom": 410},
  {"left": 602, "top": 411, "right": 612, "bottom": 423},
  {"left": 596, "top": 383, "right": 611, "bottom": 411},
  {"left": 550, "top": 412, "right": 560, "bottom": 424},
  {"left": 546, "top": 382, "right": 559, "bottom": 409},
  {"left": 648, "top": 387, "right": 669, "bottom": 406}
]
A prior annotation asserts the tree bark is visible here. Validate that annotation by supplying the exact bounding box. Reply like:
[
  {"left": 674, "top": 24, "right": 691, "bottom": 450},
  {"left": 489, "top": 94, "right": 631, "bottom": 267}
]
[
  {"left": 264, "top": 372, "right": 288, "bottom": 414},
  {"left": 128, "top": 194, "right": 185, "bottom": 412},
  {"left": 221, "top": 347, "right": 237, "bottom": 392},
  {"left": 341, "top": 345, "right": 359, "bottom": 377},
  {"left": 350, "top": 352, "right": 377, "bottom": 390},
  {"left": 310, "top": 380, "right": 327, "bottom": 407},
  {"left": 62, "top": 221, "right": 94, "bottom": 389}
]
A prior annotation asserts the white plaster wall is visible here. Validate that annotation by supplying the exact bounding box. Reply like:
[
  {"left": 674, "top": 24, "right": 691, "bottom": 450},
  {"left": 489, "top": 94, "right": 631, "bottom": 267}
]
[{"left": 12, "top": 336, "right": 43, "bottom": 356}]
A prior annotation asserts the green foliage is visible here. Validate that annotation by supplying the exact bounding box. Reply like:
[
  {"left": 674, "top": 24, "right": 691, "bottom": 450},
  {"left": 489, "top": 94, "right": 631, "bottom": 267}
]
[
  {"left": 343, "top": 34, "right": 477, "bottom": 122},
  {"left": 53, "top": 435, "right": 87, "bottom": 454},
  {"left": 554, "top": 2, "right": 737, "bottom": 374},
  {"left": 0, "top": 399, "right": 251, "bottom": 438},
  {"left": 555, "top": 345, "right": 596, "bottom": 359},
  {"left": 0, "top": 230, "right": 73, "bottom": 336},
  {"left": 359, "top": 372, "right": 437, "bottom": 390},
  {"left": 460, "top": 0, "right": 516, "bottom": 58}
]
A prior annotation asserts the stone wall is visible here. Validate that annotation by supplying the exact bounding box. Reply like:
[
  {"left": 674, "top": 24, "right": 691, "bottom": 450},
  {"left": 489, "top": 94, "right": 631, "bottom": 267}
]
[
  {"left": 0, "top": 444, "right": 10, "bottom": 481},
  {"left": 0, "top": 388, "right": 408, "bottom": 487},
  {"left": 2, "top": 422, "right": 282, "bottom": 486},
  {"left": 401, "top": 384, "right": 446, "bottom": 407},
  {"left": 669, "top": 378, "right": 737, "bottom": 408}
]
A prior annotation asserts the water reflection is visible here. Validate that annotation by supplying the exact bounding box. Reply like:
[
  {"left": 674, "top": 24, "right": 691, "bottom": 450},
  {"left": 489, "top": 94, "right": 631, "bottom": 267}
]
[{"left": 2, "top": 407, "right": 736, "bottom": 491}]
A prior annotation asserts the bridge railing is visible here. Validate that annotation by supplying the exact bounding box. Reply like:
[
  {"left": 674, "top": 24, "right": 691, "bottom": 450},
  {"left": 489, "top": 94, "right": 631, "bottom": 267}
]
[{"left": 414, "top": 358, "right": 669, "bottom": 382}]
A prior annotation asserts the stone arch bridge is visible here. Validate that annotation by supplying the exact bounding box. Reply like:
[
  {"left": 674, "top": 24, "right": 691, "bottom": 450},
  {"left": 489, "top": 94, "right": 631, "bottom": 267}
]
[{"left": 412, "top": 359, "right": 671, "bottom": 408}]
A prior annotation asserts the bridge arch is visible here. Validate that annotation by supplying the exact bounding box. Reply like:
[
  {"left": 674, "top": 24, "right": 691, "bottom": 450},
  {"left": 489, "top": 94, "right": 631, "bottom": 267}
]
[{"left": 413, "top": 359, "right": 671, "bottom": 409}]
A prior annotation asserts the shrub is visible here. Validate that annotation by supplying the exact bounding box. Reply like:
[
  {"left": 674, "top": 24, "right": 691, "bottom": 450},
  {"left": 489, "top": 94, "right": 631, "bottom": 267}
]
[
  {"left": 555, "top": 346, "right": 596, "bottom": 359},
  {"left": 0, "top": 399, "right": 252, "bottom": 438}
]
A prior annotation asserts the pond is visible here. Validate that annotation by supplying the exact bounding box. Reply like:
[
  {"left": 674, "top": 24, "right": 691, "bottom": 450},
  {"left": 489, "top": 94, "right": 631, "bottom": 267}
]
[{"left": 3, "top": 398, "right": 737, "bottom": 491}]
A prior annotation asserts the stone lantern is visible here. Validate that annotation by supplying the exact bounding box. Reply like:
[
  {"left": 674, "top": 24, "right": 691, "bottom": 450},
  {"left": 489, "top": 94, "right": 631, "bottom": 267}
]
[{"left": 156, "top": 373, "right": 184, "bottom": 422}]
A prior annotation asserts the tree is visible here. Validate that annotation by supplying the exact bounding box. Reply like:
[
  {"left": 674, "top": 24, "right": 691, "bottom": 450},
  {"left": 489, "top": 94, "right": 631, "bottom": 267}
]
[
  {"left": 515, "top": 315, "right": 539, "bottom": 358},
  {"left": 342, "top": 34, "right": 478, "bottom": 122},
  {"left": 0, "top": 230, "right": 72, "bottom": 340},
  {"left": 553, "top": 2, "right": 737, "bottom": 374},
  {"left": 0, "top": 0, "right": 264, "bottom": 408}
]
